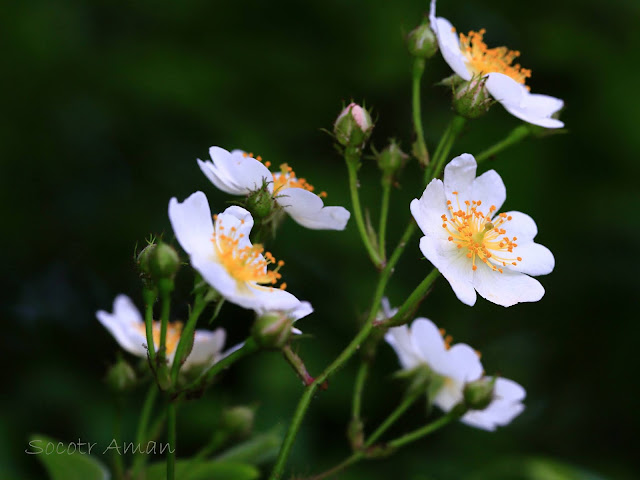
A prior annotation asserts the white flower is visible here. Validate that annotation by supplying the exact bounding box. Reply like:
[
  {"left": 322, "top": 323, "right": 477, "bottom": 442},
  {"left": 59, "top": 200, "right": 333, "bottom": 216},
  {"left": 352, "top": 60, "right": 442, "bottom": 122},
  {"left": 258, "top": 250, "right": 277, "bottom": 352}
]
[
  {"left": 169, "top": 191, "right": 303, "bottom": 312},
  {"left": 385, "top": 318, "right": 482, "bottom": 412},
  {"left": 96, "top": 295, "right": 226, "bottom": 370},
  {"left": 461, "top": 377, "right": 526, "bottom": 431},
  {"left": 429, "top": 0, "right": 564, "bottom": 128},
  {"left": 385, "top": 317, "right": 526, "bottom": 431},
  {"left": 259, "top": 300, "right": 314, "bottom": 335},
  {"left": 197, "top": 147, "right": 350, "bottom": 230},
  {"left": 411, "top": 154, "right": 554, "bottom": 307}
]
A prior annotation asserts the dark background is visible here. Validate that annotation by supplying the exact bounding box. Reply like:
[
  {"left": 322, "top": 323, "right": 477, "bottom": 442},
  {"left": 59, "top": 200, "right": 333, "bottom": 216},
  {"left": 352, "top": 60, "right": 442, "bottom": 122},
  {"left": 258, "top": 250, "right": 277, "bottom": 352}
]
[{"left": 2, "top": 0, "right": 638, "bottom": 478}]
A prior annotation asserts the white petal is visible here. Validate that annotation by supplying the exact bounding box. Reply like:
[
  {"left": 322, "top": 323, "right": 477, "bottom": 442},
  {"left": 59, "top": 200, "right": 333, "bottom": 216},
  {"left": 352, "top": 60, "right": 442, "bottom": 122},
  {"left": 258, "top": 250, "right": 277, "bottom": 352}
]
[
  {"left": 443, "top": 154, "right": 478, "bottom": 201},
  {"left": 473, "top": 261, "right": 545, "bottom": 307},
  {"left": 384, "top": 325, "right": 423, "bottom": 370},
  {"left": 461, "top": 377, "right": 525, "bottom": 430},
  {"left": 419, "top": 236, "right": 477, "bottom": 306},
  {"left": 290, "top": 301, "right": 314, "bottom": 322},
  {"left": 409, "top": 318, "right": 448, "bottom": 367},
  {"left": 235, "top": 285, "right": 302, "bottom": 312},
  {"left": 96, "top": 295, "right": 147, "bottom": 357},
  {"left": 485, "top": 73, "right": 564, "bottom": 129},
  {"left": 434, "top": 17, "right": 472, "bottom": 81},
  {"left": 410, "top": 179, "right": 448, "bottom": 239},
  {"left": 207, "top": 146, "right": 273, "bottom": 193},
  {"left": 471, "top": 170, "right": 506, "bottom": 214},
  {"left": 197, "top": 159, "right": 245, "bottom": 195},
  {"left": 169, "top": 191, "right": 214, "bottom": 258},
  {"left": 190, "top": 252, "right": 242, "bottom": 301},
  {"left": 276, "top": 187, "right": 350, "bottom": 230},
  {"left": 501, "top": 211, "right": 538, "bottom": 243},
  {"left": 217, "top": 205, "right": 254, "bottom": 239},
  {"left": 507, "top": 242, "right": 554, "bottom": 276},
  {"left": 439, "top": 343, "right": 483, "bottom": 383},
  {"left": 182, "top": 328, "right": 226, "bottom": 370}
]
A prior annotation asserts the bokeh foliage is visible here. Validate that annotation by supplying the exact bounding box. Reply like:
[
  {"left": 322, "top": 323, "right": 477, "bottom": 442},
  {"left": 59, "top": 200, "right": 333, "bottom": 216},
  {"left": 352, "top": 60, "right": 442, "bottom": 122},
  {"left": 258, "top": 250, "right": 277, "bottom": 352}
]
[{"left": 1, "top": 0, "right": 639, "bottom": 478}]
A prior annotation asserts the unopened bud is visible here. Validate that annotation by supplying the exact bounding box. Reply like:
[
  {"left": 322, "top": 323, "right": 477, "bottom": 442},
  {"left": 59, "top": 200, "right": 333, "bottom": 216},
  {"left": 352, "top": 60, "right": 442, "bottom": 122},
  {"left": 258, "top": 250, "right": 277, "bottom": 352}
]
[
  {"left": 333, "top": 102, "right": 373, "bottom": 149},
  {"left": 463, "top": 377, "right": 496, "bottom": 410},
  {"left": 407, "top": 22, "right": 438, "bottom": 59},
  {"left": 221, "top": 406, "right": 255, "bottom": 439},
  {"left": 453, "top": 77, "right": 493, "bottom": 119},
  {"left": 251, "top": 312, "right": 293, "bottom": 349},
  {"left": 377, "top": 140, "right": 408, "bottom": 180},
  {"left": 105, "top": 358, "right": 136, "bottom": 392},
  {"left": 137, "top": 242, "right": 157, "bottom": 282},
  {"left": 148, "top": 242, "right": 180, "bottom": 280},
  {"left": 245, "top": 181, "right": 274, "bottom": 219}
]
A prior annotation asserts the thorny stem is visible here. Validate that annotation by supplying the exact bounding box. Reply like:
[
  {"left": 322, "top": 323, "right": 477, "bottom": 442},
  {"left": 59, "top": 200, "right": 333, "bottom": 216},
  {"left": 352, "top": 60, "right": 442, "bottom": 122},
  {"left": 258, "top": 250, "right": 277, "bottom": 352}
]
[
  {"left": 307, "top": 408, "right": 464, "bottom": 480},
  {"left": 269, "top": 220, "right": 418, "bottom": 479},
  {"left": 283, "top": 345, "right": 315, "bottom": 386},
  {"left": 378, "top": 269, "right": 440, "bottom": 329}
]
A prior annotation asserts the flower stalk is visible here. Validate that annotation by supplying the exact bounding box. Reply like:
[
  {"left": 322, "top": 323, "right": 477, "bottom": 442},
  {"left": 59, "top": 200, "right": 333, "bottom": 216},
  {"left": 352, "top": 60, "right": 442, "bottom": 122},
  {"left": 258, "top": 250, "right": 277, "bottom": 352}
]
[
  {"left": 424, "top": 115, "right": 466, "bottom": 182},
  {"left": 476, "top": 124, "right": 531, "bottom": 164},
  {"left": 412, "top": 58, "right": 429, "bottom": 166},
  {"left": 345, "top": 147, "right": 383, "bottom": 268}
]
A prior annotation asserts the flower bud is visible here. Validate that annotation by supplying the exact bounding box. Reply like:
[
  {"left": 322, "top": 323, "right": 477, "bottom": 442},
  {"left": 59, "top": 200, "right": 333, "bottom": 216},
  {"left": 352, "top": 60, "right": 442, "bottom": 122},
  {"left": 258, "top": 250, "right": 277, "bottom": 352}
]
[
  {"left": 148, "top": 242, "right": 180, "bottom": 280},
  {"left": 245, "top": 180, "right": 274, "bottom": 219},
  {"left": 463, "top": 377, "right": 496, "bottom": 410},
  {"left": 251, "top": 311, "right": 293, "bottom": 349},
  {"left": 453, "top": 77, "right": 494, "bottom": 119},
  {"left": 333, "top": 102, "right": 373, "bottom": 149},
  {"left": 377, "top": 140, "right": 408, "bottom": 180},
  {"left": 220, "top": 406, "right": 255, "bottom": 439},
  {"left": 407, "top": 22, "right": 438, "bottom": 59},
  {"left": 105, "top": 357, "right": 136, "bottom": 392},
  {"left": 137, "top": 242, "right": 157, "bottom": 282}
]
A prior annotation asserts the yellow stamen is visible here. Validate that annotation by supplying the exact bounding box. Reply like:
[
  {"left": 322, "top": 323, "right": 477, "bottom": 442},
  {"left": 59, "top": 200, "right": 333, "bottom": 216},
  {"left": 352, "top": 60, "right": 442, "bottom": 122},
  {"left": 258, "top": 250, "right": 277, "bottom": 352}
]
[
  {"left": 442, "top": 192, "right": 522, "bottom": 273},
  {"left": 459, "top": 29, "right": 532, "bottom": 86}
]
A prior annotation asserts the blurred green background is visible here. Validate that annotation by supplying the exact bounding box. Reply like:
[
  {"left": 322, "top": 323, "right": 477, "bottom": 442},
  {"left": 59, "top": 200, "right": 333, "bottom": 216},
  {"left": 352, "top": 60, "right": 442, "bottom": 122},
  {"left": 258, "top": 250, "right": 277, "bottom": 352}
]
[{"left": 2, "top": 0, "right": 639, "bottom": 478}]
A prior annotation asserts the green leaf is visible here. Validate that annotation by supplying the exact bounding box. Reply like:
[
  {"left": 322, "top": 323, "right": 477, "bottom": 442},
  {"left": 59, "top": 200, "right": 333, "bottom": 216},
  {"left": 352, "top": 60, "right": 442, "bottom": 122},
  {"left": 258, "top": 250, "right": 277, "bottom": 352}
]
[
  {"left": 145, "top": 460, "right": 259, "bottom": 480},
  {"left": 213, "top": 430, "right": 282, "bottom": 465},
  {"left": 28, "top": 435, "right": 110, "bottom": 480}
]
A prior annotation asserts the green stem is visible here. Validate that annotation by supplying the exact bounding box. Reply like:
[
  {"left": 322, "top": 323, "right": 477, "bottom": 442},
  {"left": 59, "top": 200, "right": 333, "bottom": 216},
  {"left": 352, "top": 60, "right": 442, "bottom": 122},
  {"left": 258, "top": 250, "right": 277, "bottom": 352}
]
[
  {"left": 345, "top": 149, "right": 383, "bottom": 268},
  {"left": 308, "top": 408, "right": 463, "bottom": 480},
  {"left": 364, "top": 392, "right": 420, "bottom": 447},
  {"left": 112, "top": 397, "right": 125, "bottom": 480},
  {"left": 170, "top": 293, "right": 207, "bottom": 384},
  {"left": 412, "top": 58, "right": 429, "bottom": 165},
  {"left": 269, "top": 221, "right": 417, "bottom": 479},
  {"left": 131, "top": 385, "right": 159, "bottom": 476},
  {"left": 475, "top": 124, "right": 530, "bottom": 164},
  {"left": 424, "top": 115, "right": 466, "bottom": 182},
  {"left": 387, "top": 406, "right": 465, "bottom": 449},
  {"left": 167, "top": 402, "right": 177, "bottom": 480},
  {"left": 158, "top": 278, "right": 174, "bottom": 361},
  {"left": 351, "top": 362, "right": 369, "bottom": 427},
  {"left": 283, "top": 345, "right": 314, "bottom": 386},
  {"left": 143, "top": 288, "right": 157, "bottom": 365},
  {"left": 381, "top": 269, "right": 440, "bottom": 328},
  {"left": 378, "top": 179, "right": 391, "bottom": 261},
  {"left": 177, "top": 339, "right": 259, "bottom": 399}
]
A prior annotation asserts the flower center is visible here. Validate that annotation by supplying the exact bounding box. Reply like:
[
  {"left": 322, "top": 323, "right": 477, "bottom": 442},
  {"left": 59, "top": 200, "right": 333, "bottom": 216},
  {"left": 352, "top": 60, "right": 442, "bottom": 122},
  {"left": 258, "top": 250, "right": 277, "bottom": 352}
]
[
  {"left": 458, "top": 29, "right": 531, "bottom": 85},
  {"left": 212, "top": 215, "right": 286, "bottom": 289},
  {"left": 135, "top": 321, "right": 183, "bottom": 355},
  {"left": 441, "top": 192, "right": 522, "bottom": 273},
  {"left": 241, "top": 152, "right": 327, "bottom": 198}
]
